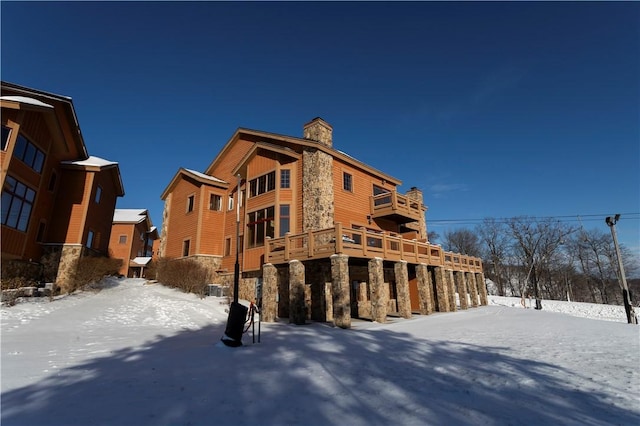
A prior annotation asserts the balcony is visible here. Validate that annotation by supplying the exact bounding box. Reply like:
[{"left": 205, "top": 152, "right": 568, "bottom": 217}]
[
  {"left": 265, "top": 223, "right": 483, "bottom": 273},
  {"left": 370, "top": 191, "right": 424, "bottom": 224}
]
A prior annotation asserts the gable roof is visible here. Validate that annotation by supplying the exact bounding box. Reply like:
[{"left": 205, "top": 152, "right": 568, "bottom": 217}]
[
  {"left": 62, "top": 155, "right": 125, "bottom": 196},
  {"left": 113, "top": 209, "right": 148, "bottom": 224},
  {"left": 160, "top": 167, "right": 229, "bottom": 200},
  {"left": 205, "top": 127, "right": 402, "bottom": 186}
]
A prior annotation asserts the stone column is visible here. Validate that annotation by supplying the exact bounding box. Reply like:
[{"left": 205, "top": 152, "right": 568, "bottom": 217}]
[
  {"left": 394, "top": 261, "right": 412, "bottom": 319},
  {"left": 433, "top": 266, "right": 450, "bottom": 312},
  {"left": 467, "top": 272, "right": 479, "bottom": 308},
  {"left": 415, "top": 264, "right": 433, "bottom": 315},
  {"left": 325, "top": 282, "right": 333, "bottom": 322},
  {"left": 455, "top": 271, "right": 468, "bottom": 310},
  {"left": 331, "top": 254, "right": 351, "bottom": 329},
  {"left": 369, "top": 258, "right": 387, "bottom": 323},
  {"left": 289, "top": 260, "right": 306, "bottom": 325},
  {"left": 446, "top": 269, "right": 457, "bottom": 312},
  {"left": 476, "top": 273, "right": 488, "bottom": 306},
  {"left": 55, "top": 244, "right": 82, "bottom": 293},
  {"left": 262, "top": 263, "right": 278, "bottom": 322}
]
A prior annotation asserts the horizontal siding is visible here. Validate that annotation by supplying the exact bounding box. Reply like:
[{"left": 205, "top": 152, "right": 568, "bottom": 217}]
[{"left": 163, "top": 178, "right": 200, "bottom": 258}]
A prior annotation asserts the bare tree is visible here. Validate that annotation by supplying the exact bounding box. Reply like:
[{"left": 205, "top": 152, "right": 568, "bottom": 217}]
[
  {"left": 477, "top": 218, "right": 510, "bottom": 296},
  {"left": 442, "top": 228, "right": 481, "bottom": 257}
]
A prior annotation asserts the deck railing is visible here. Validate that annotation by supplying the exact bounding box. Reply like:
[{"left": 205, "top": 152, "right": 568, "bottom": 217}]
[
  {"left": 265, "top": 223, "right": 483, "bottom": 272},
  {"left": 370, "top": 192, "right": 423, "bottom": 223}
]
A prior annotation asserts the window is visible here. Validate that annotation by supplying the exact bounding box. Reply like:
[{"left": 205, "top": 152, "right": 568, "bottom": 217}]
[
  {"left": 48, "top": 170, "right": 57, "bottom": 191},
  {"left": 224, "top": 237, "right": 231, "bottom": 256},
  {"left": 14, "top": 134, "right": 45, "bottom": 173},
  {"left": 1, "top": 176, "right": 36, "bottom": 232},
  {"left": 343, "top": 172, "right": 353, "bottom": 192},
  {"left": 249, "top": 171, "right": 276, "bottom": 197},
  {"left": 95, "top": 186, "right": 102, "bottom": 203},
  {"left": 2, "top": 126, "right": 11, "bottom": 151},
  {"left": 36, "top": 222, "right": 46, "bottom": 242},
  {"left": 279, "top": 204, "right": 290, "bottom": 237},
  {"left": 86, "top": 230, "right": 95, "bottom": 249},
  {"left": 119, "top": 235, "right": 127, "bottom": 244},
  {"left": 182, "top": 239, "right": 190, "bottom": 257},
  {"left": 280, "top": 169, "right": 290, "bottom": 189},
  {"left": 373, "top": 185, "right": 389, "bottom": 195},
  {"left": 239, "top": 190, "right": 245, "bottom": 207},
  {"left": 186, "top": 195, "right": 195, "bottom": 213},
  {"left": 228, "top": 195, "right": 234, "bottom": 211},
  {"left": 209, "top": 194, "right": 222, "bottom": 211},
  {"left": 246, "top": 206, "right": 275, "bottom": 248}
]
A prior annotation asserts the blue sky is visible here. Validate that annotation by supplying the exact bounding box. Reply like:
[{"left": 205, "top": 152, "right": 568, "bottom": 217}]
[{"left": 2, "top": 1, "right": 638, "bottom": 254}]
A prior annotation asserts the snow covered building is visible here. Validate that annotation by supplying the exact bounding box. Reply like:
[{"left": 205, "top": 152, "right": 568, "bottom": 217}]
[
  {"left": 108, "top": 209, "right": 159, "bottom": 278},
  {"left": 160, "top": 118, "right": 487, "bottom": 328},
  {"left": 1, "top": 81, "right": 124, "bottom": 286}
]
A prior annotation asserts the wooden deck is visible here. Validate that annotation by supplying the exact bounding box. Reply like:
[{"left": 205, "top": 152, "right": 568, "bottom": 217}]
[
  {"left": 370, "top": 192, "right": 423, "bottom": 224},
  {"left": 265, "top": 223, "right": 483, "bottom": 272}
]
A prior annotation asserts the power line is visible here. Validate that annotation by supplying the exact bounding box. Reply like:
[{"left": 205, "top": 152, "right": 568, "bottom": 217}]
[{"left": 427, "top": 213, "right": 640, "bottom": 226}]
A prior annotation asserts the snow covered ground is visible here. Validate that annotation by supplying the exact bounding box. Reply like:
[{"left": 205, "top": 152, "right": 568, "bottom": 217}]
[{"left": 1, "top": 278, "right": 639, "bottom": 426}]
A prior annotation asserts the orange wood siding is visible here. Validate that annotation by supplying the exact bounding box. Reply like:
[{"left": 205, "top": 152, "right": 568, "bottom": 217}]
[
  {"left": 333, "top": 160, "right": 398, "bottom": 232},
  {"left": 198, "top": 188, "right": 227, "bottom": 255},
  {"left": 48, "top": 170, "right": 91, "bottom": 244},
  {"left": 109, "top": 223, "right": 134, "bottom": 275},
  {"left": 163, "top": 178, "right": 200, "bottom": 258},
  {"left": 84, "top": 170, "right": 119, "bottom": 254}
]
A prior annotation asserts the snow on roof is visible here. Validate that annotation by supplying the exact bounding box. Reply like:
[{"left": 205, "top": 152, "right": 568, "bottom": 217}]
[
  {"left": 130, "top": 257, "right": 152, "bottom": 266},
  {"left": 184, "top": 168, "right": 227, "bottom": 184},
  {"left": 0, "top": 95, "right": 54, "bottom": 109},
  {"left": 62, "top": 156, "right": 118, "bottom": 168},
  {"left": 113, "top": 209, "right": 147, "bottom": 223}
]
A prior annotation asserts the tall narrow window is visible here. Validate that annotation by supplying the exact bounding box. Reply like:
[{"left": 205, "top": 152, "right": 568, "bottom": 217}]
[
  {"left": 209, "top": 194, "right": 222, "bottom": 211},
  {"left": 280, "top": 169, "right": 290, "bottom": 189},
  {"left": 86, "top": 230, "right": 95, "bottom": 249},
  {"left": 343, "top": 172, "right": 353, "bottom": 192},
  {"left": 48, "top": 170, "right": 57, "bottom": 191},
  {"left": 1, "top": 126, "right": 11, "bottom": 151},
  {"left": 95, "top": 186, "right": 102, "bottom": 203},
  {"left": 228, "top": 195, "right": 234, "bottom": 211},
  {"left": 186, "top": 195, "right": 194, "bottom": 213},
  {"left": 182, "top": 239, "right": 190, "bottom": 257},
  {"left": 279, "top": 204, "right": 290, "bottom": 236},
  {"left": 1, "top": 176, "right": 36, "bottom": 232},
  {"left": 224, "top": 237, "right": 232, "bottom": 256}
]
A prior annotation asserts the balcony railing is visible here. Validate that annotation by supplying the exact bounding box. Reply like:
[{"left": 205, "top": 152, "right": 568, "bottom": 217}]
[
  {"left": 265, "top": 223, "right": 483, "bottom": 273},
  {"left": 370, "top": 192, "right": 423, "bottom": 224}
]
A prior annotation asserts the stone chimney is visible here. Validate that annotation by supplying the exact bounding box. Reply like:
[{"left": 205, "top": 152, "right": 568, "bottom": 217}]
[{"left": 303, "top": 117, "right": 333, "bottom": 148}]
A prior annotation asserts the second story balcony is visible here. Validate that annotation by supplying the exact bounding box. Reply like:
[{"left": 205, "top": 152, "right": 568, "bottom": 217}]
[{"left": 370, "top": 191, "right": 424, "bottom": 224}]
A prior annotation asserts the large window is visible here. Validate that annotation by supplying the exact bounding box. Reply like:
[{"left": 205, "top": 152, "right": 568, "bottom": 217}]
[
  {"left": 279, "top": 204, "right": 290, "bottom": 236},
  {"left": 14, "top": 134, "right": 45, "bottom": 173},
  {"left": 249, "top": 171, "right": 276, "bottom": 197},
  {"left": 1, "top": 176, "right": 35, "bottom": 232},
  {"left": 280, "top": 169, "right": 290, "bottom": 189},
  {"left": 246, "top": 206, "right": 275, "bottom": 248}
]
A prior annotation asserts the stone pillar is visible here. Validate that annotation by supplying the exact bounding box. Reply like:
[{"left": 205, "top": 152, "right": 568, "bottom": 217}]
[
  {"left": 261, "top": 264, "right": 278, "bottom": 322},
  {"left": 455, "top": 271, "right": 468, "bottom": 310},
  {"left": 476, "top": 273, "right": 488, "bottom": 306},
  {"left": 302, "top": 149, "right": 334, "bottom": 232},
  {"left": 55, "top": 244, "right": 83, "bottom": 293},
  {"left": 433, "top": 266, "right": 450, "bottom": 312},
  {"left": 467, "top": 272, "right": 479, "bottom": 308},
  {"left": 446, "top": 269, "right": 457, "bottom": 312},
  {"left": 394, "top": 261, "right": 412, "bottom": 319},
  {"left": 289, "top": 260, "right": 306, "bottom": 325},
  {"left": 331, "top": 254, "right": 351, "bottom": 329},
  {"left": 369, "top": 258, "right": 387, "bottom": 323},
  {"left": 415, "top": 264, "right": 433, "bottom": 315},
  {"left": 325, "top": 282, "right": 333, "bottom": 322}
]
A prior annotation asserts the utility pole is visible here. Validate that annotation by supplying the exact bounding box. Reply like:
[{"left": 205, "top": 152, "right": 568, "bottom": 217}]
[{"left": 605, "top": 214, "right": 637, "bottom": 324}]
